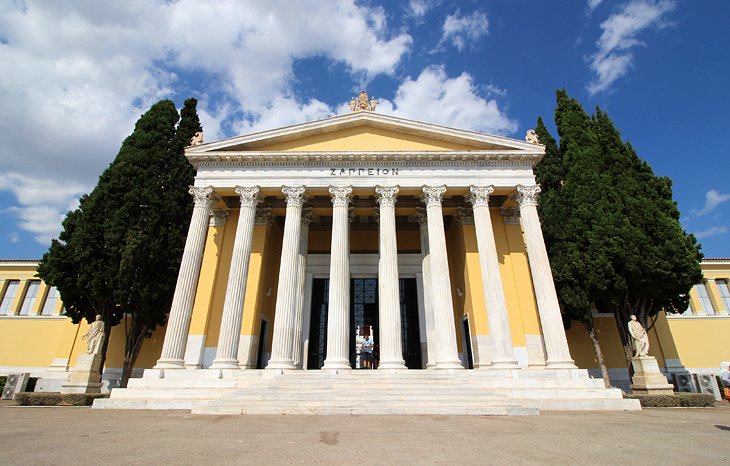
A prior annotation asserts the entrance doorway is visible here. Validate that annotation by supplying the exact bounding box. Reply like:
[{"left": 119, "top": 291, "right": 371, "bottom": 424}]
[{"left": 307, "top": 277, "right": 422, "bottom": 369}]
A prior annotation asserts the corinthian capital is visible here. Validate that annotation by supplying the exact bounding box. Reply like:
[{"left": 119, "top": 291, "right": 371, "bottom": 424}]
[
  {"left": 235, "top": 185, "right": 262, "bottom": 208},
  {"left": 329, "top": 186, "right": 353, "bottom": 208},
  {"left": 189, "top": 186, "right": 215, "bottom": 207},
  {"left": 282, "top": 186, "right": 307, "bottom": 207},
  {"left": 467, "top": 185, "right": 495, "bottom": 208},
  {"left": 513, "top": 185, "right": 541, "bottom": 208},
  {"left": 421, "top": 185, "right": 447, "bottom": 208},
  {"left": 375, "top": 185, "right": 399, "bottom": 208}
]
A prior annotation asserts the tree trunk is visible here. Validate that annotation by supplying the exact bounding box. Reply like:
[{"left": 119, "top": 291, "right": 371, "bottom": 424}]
[
  {"left": 583, "top": 321, "right": 611, "bottom": 388},
  {"left": 120, "top": 315, "right": 149, "bottom": 388}
]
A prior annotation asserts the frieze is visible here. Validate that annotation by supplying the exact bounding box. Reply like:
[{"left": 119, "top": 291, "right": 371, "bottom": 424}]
[{"left": 330, "top": 167, "right": 399, "bottom": 176}]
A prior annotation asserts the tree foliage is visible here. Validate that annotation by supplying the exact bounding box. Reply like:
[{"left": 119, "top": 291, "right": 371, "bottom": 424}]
[
  {"left": 37, "top": 98, "right": 202, "bottom": 387},
  {"left": 535, "top": 90, "right": 703, "bottom": 379}
]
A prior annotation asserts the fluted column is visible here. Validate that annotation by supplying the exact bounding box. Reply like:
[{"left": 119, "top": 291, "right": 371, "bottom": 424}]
[
  {"left": 155, "top": 186, "right": 216, "bottom": 369},
  {"left": 210, "top": 186, "right": 262, "bottom": 369},
  {"left": 514, "top": 185, "right": 576, "bottom": 369},
  {"left": 292, "top": 208, "right": 312, "bottom": 368},
  {"left": 267, "top": 186, "right": 307, "bottom": 370},
  {"left": 322, "top": 186, "right": 353, "bottom": 370},
  {"left": 422, "top": 186, "right": 463, "bottom": 369},
  {"left": 376, "top": 186, "right": 406, "bottom": 370},
  {"left": 416, "top": 209, "right": 437, "bottom": 369},
  {"left": 468, "top": 186, "right": 519, "bottom": 369}
]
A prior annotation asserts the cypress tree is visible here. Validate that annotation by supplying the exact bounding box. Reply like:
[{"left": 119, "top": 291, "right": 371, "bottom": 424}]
[
  {"left": 38, "top": 98, "right": 203, "bottom": 387},
  {"left": 534, "top": 90, "right": 702, "bottom": 385}
]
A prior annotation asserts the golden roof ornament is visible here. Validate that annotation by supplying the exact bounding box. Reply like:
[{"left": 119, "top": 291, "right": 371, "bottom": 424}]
[{"left": 350, "top": 90, "right": 376, "bottom": 112}]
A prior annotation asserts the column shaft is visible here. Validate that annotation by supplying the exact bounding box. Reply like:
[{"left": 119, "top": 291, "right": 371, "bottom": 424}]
[
  {"left": 292, "top": 209, "right": 312, "bottom": 368},
  {"left": 515, "top": 185, "right": 576, "bottom": 368},
  {"left": 376, "top": 186, "right": 406, "bottom": 369},
  {"left": 155, "top": 186, "right": 215, "bottom": 369},
  {"left": 422, "top": 186, "right": 463, "bottom": 369},
  {"left": 211, "top": 186, "right": 261, "bottom": 369},
  {"left": 267, "top": 186, "right": 306, "bottom": 370},
  {"left": 322, "top": 186, "right": 353, "bottom": 369},
  {"left": 417, "top": 209, "right": 438, "bottom": 369},
  {"left": 469, "top": 186, "right": 519, "bottom": 369}
]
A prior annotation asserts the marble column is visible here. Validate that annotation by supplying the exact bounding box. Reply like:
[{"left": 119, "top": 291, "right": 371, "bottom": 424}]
[
  {"left": 155, "top": 186, "right": 216, "bottom": 369},
  {"left": 422, "top": 186, "right": 464, "bottom": 369},
  {"left": 514, "top": 185, "right": 576, "bottom": 369},
  {"left": 267, "top": 186, "right": 307, "bottom": 370},
  {"left": 416, "top": 208, "right": 437, "bottom": 369},
  {"left": 376, "top": 186, "right": 406, "bottom": 370},
  {"left": 292, "top": 208, "right": 312, "bottom": 368},
  {"left": 322, "top": 186, "right": 353, "bottom": 370},
  {"left": 211, "top": 186, "right": 262, "bottom": 369},
  {"left": 468, "top": 185, "right": 519, "bottom": 369}
]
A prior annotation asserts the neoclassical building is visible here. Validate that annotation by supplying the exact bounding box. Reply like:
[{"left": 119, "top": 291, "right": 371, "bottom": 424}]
[
  {"left": 90, "top": 103, "right": 640, "bottom": 413},
  {"left": 151, "top": 107, "right": 576, "bottom": 373},
  {"left": 29, "top": 101, "right": 730, "bottom": 412}
]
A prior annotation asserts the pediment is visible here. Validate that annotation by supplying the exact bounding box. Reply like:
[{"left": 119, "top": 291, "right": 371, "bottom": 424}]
[{"left": 187, "top": 112, "right": 542, "bottom": 155}]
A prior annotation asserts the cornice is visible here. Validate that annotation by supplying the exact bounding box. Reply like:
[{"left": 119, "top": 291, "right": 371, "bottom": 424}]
[{"left": 188, "top": 150, "right": 542, "bottom": 169}]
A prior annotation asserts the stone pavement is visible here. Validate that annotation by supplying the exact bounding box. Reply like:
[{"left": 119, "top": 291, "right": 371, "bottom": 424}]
[{"left": 0, "top": 402, "right": 728, "bottom": 465}]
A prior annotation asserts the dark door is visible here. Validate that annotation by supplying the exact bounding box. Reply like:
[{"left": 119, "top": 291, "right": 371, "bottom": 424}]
[
  {"left": 307, "top": 278, "right": 329, "bottom": 369},
  {"left": 399, "top": 278, "right": 422, "bottom": 369}
]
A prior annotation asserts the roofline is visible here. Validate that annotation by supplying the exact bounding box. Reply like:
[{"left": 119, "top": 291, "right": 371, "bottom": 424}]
[
  {"left": 0, "top": 259, "right": 39, "bottom": 266},
  {"left": 187, "top": 111, "right": 543, "bottom": 154}
]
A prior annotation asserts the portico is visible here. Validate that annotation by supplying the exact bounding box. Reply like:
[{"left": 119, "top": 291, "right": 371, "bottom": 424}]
[{"left": 153, "top": 109, "right": 576, "bottom": 374}]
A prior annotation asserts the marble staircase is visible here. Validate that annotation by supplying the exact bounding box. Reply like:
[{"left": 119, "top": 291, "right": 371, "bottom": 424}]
[{"left": 93, "top": 368, "right": 640, "bottom": 415}]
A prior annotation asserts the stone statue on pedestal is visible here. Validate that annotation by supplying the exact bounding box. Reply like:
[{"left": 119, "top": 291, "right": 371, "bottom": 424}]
[
  {"left": 82, "top": 315, "right": 105, "bottom": 355},
  {"left": 628, "top": 314, "right": 649, "bottom": 357}
]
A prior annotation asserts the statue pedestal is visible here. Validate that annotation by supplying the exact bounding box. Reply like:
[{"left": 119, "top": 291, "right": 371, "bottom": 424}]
[
  {"left": 630, "top": 356, "right": 674, "bottom": 395},
  {"left": 61, "top": 353, "right": 103, "bottom": 394}
]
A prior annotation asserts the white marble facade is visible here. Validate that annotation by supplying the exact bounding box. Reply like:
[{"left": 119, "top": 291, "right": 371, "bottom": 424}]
[{"left": 155, "top": 112, "right": 576, "bottom": 373}]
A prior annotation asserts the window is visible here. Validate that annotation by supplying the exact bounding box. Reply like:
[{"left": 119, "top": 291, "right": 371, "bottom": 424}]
[
  {"left": 694, "top": 282, "right": 715, "bottom": 315},
  {"left": 41, "top": 286, "right": 60, "bottom": 316},
  {"left": 0, "top": 280, "right": 20, "bottom": 315},
  {"left": 18, "top": 280, "right": 41, "bottom": 315},
  {"left": 716, "top": 279, "right": 730, "bottom": 313}
]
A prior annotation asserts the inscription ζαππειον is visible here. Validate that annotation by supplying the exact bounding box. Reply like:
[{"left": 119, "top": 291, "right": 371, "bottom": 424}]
[{"left": 330, "top": 168, "right": 399, "bottom": 176}]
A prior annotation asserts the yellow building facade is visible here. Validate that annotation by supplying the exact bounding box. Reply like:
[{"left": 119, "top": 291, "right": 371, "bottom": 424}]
[{"left": 0, "top": 109, "right": 723, "bottom": 411}]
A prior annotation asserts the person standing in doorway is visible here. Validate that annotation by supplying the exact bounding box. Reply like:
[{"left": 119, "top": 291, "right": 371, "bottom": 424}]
[{"left": 363, "top": 334, "right": 374, "bottom": 369}]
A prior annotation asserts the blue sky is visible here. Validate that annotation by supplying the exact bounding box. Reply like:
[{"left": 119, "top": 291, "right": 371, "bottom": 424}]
[{"left": 0, "top": 0, "right": 728, "bottom": 259}]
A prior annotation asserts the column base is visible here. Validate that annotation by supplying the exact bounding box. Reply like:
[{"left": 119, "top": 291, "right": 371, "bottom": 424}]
[
  {"left": 322, "top": 359, "right": 351, "bottom": 370},
  {"left": 266, "top": 360, "right": 296, "bottom": 370},
  {"left": 154, "top": 358, "right": 186, "bottom": 369},
  {"left": 545, "top": 359, "right": 577, "bottom": 369},
  {"left": 433, "top": 361, "right": 465, "bottom": 370},
  {"left": 210, "top": 359, "right": 241, "bottom": 370},
  {"left": 378, "top": 361, "right": 407, "bottom": 370},
  {"left": 489, "top": 359, "right": 521, "bottom": 370}
]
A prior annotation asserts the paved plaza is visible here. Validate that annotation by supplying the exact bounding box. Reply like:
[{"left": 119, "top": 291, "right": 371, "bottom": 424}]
[{"left": 0, "top": 402, "right": 728, "bottom": 465}]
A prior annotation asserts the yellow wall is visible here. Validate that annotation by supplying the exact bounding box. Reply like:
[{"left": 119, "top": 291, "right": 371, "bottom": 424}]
[
  {"left": 665, "top": 316, "right": 730, "bottom": 369},
  {"left": 0, "top": 317, "right": 78, "bottom": 368}
]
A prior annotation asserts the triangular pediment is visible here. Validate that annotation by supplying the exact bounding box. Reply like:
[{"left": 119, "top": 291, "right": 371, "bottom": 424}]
[{"left": 187, "top": 112, "right": 541, "bottom": 154}]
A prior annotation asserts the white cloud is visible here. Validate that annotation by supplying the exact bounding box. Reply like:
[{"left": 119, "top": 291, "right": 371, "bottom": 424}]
[
  {"left": 379, "top": 66, "right": 517, "bottom": 134},
  {"left": 438, "top": 10, "right": 489, "bottom": 51},
  {"left": 587, "top": 0, "right": 604, "bottom": 14},
  {"left": 407, "top": 0, "right": 440, "bottom": 18},
  {"left": 0, "top": 0, "right": 412, "bottom": 244},
  {"left": 695, "top": 226, "right": 728, "bottom": 240},
  {"left": 0, "top": 173, "right": 85, "bottom": 245},
  {"left": 7, "top": 233, "right": 19, "bottom": 244},
  {"left": 587, "top": 0, "right": 675, "bottom": 94},
  {"left": 695, "top": 190, "right": 730, "bottom": 217}
]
